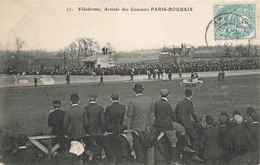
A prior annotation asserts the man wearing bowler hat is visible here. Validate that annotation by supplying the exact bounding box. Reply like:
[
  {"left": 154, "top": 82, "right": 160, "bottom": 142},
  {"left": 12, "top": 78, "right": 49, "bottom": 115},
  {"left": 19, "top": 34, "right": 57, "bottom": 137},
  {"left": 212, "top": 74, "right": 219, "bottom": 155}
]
[
  {"left": 126, "top": 84, "right": 154, "bottom": 164},
  {"left": 174, "top": 89, "right": 203, "bottom": 161},
  {"left": 63, "top": 94, "right": 86, "bottom": 140}
]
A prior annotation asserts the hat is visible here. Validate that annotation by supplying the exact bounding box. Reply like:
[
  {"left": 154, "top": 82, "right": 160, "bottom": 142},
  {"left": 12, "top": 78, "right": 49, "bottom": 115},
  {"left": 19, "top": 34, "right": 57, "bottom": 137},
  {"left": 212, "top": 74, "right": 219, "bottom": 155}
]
[
  {"left": 70, "top": 94, "right": 80, "bottom": 100},
  {"left": 52, "top": 100, "right": 61, "bottom": 105},
  {"left": 133, "top": 84, "right": 144, "bottom": 91},
  {"left": 185, "top": 89, "right": 192, "bottom": 97},
  {"left": 219, "top": 115, "right": 228, "bottom": 125},
  {"left": 160, "top": 89, "right": 169, "bottom": 97},
  {"left": 233, "top": 110, "right": 241, "bottom": 117},
  {"left": 17, "top": 133, "right": 28, "bottom": 146},
  {"left": 220, "top": 111, "right": 229, "bottom": 118},
  {"left": 88, "top": 93, "right": 97, "bottom": 99},
  {"left": 111, "top": 93, "right": 120, "bottom": 101},
  {"left": 69, "top": 141, "right": 85, "bottom": 156},
  {"left": 247, "top": 107, "right": 256, "bottom": 117},
  {"left": 234, "top": 115, "right": 243, "bottom": 124},
  {"left": 205, "top": 115, "right": 214, "bottom": 125}
]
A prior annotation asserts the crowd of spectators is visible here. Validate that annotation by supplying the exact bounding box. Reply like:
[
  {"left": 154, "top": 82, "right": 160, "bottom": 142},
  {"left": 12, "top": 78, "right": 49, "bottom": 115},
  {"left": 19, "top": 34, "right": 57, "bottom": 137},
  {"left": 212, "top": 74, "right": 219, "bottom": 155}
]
[{"left": 1, "top": 58, "right": 259, "bottom": 76}]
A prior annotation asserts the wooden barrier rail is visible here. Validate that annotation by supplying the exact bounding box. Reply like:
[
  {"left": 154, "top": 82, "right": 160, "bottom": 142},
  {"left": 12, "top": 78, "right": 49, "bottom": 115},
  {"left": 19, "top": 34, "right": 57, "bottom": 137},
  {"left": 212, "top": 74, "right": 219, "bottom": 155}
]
[{"left": 28, "top": 129, "right": 154, "bottom": 165}]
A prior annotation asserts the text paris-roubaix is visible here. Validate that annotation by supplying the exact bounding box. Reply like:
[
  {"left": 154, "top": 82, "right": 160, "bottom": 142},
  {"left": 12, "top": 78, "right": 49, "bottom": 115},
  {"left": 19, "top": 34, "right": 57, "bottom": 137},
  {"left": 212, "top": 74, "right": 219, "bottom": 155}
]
[{"left": 77, "top": 7, "right": 193, "bottom": 12}]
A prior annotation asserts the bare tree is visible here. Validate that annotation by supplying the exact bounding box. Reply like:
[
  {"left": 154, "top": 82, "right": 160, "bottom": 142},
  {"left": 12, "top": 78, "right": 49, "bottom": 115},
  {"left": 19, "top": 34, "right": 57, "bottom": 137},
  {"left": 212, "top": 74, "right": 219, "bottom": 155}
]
[
  {"left": 67, "top": 42, "right": 77, "bottom": 60},
  {"left": 16, "top": 37, "right": 25, "bottom": 57}
]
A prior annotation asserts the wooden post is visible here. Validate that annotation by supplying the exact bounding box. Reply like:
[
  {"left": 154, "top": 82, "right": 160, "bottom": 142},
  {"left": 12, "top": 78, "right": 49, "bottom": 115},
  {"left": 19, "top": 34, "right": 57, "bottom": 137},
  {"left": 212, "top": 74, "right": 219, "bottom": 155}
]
[
  {"left": 147, "top": 146, "right": 154, "bottom": 165},
  {"left": 48, "top": 139, "right": 52, "bottom": 160}
]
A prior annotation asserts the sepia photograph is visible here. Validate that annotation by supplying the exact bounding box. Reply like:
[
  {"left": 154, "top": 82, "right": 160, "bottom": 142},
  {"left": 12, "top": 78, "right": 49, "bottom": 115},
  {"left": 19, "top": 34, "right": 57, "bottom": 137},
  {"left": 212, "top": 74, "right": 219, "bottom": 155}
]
[{"left": 0, "top": 0, "right": 259, "bottom": 165}]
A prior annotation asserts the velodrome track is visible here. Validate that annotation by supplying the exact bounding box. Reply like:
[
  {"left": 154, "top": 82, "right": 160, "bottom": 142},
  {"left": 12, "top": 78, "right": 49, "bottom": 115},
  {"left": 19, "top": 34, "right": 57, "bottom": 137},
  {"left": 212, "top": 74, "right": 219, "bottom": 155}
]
[{"left": 0, "top": 69, "right": 259, "bottom": 88}]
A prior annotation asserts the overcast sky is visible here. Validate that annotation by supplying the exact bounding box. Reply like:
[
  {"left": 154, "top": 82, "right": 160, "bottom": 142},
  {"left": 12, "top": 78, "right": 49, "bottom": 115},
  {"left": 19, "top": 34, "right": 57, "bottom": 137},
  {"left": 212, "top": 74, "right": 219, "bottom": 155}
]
[{"left": 0, "top": 0, "right": 259, "bottom": 52}]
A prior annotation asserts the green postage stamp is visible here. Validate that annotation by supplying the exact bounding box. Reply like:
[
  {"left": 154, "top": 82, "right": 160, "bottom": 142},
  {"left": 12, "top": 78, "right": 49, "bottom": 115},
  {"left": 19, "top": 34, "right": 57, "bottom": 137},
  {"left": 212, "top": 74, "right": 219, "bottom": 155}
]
[{"left": 214, "top": 4, "right": 256, "bottom": 40}]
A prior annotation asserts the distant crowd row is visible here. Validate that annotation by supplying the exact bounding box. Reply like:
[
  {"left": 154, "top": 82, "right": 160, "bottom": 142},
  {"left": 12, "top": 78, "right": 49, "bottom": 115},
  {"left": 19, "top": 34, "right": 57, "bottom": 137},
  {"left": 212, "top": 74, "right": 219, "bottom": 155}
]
[{"left": 1, "top": 58, "right": 259, "bottom": 76}]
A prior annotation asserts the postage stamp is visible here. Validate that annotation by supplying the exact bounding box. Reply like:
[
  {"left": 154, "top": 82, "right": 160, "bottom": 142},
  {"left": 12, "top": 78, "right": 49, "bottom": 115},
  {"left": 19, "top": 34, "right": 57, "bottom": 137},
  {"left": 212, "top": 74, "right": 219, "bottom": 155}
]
[{"left": 213, "top": 4, "right": 256, "bottom": 40}]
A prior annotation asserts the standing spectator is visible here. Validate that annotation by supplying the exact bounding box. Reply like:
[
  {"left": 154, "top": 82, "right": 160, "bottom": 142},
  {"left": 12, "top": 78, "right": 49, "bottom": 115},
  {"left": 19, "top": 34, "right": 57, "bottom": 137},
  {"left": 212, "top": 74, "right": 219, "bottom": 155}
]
[
  {"left": 153, "top": 69, "right": 157, "bottom": 80},
  {"left": 34, "top": 76, "right": 38, "bottom": 87},
  {"left": 147, "top": 70, "right": 151, "bottom": 80},
  {"left": 199, "top": 115, "right": 223, "bottom": 164},
  {"left": 66, "top": 73, "right": 70, "bottom": 85},
  {"left": 129, "top": 71, "right": 134, "bottom": 82},
  {"left": 84, "top": 94, "right": 108, "bottom": 161},
  {"left": 153, "top": 89, "right": 192, "bottom": 165},
  {"left": 126, "top": 84, "right": 154, "bottom": 164},
  {"left": 168, "top": 70, "right": 172, "bottom": 81},
  {"left": 63, "top": 94, "right": 86, "bottom": 164},
  {"left": 63, "top": 94, "right": 86, "bottom": 140},
  {"left": 179, "top": 68, "right": 182, "bottom": 78},
  {"left": 105, "top": 93, "right": 131, "bottom": 162},
  {"left": 174, "top": 89, "right": 203, "bottom": 162},
  {"left": 99, "top": 76, "right": 104, "bottom": 85},
  {"left": 48, "top": 100, "right": 67, "bottom": 153}
]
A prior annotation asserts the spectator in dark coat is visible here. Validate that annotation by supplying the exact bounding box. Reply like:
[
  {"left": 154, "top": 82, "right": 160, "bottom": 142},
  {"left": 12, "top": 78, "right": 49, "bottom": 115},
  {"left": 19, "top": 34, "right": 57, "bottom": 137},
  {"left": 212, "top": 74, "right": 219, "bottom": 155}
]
[
  {"left": 218, "top": 115, "right": 232, "bottom": 164},
  {"left": 200, "top": 115, "right": 223, "bottom": 164},
  {"left": 12, "top": 134, "right": 38, "bottom": 165},
  {"left": 248, "top": 113, "right": 259, "bottom": 151},
  {"left": 174, "top": 89, "right": 202, "bottom": 161},
  {"left": 48, "top": 100, "right": 67, "bottom": 152},
  {"left": 49, "top": 100, "right": 66, "bottom": 135},
  {"left": 229, "top": 115, "right": 254, "bottom": 158},
  {"left": 105, "top": 93, "right": 131, "bottom": 161},
  {"left": 84, "top": 94, "right": 108, "bottom": 161},
  {"left": 154, "top": 89, "right": 194, "bottom": 165}
]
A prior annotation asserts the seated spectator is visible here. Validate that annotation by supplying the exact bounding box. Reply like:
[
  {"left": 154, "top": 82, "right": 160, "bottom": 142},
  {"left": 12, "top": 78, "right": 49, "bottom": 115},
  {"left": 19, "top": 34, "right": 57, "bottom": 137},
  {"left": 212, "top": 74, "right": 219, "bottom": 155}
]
[
  {"left": 219, "top": 115, "right": 232, "bottom": 164},
  {"left": 12, "top": 134, "right": 38, "bottom": 165},
  {"left": 199, "top": 115, "right": 223, "bottom": 164},
  {"left": 229, "top": 115, "right": 254, "bottom": 158},
  {"left": 248, "top": 113, "right": 259, "bottom": 152}
]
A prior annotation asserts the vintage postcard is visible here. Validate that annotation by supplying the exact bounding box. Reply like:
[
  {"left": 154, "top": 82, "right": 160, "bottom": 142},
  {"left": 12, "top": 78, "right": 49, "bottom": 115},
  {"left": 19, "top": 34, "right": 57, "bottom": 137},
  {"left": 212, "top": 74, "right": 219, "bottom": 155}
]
[{"left": 0, "top": 0, "right": 259, "bottom": 165}]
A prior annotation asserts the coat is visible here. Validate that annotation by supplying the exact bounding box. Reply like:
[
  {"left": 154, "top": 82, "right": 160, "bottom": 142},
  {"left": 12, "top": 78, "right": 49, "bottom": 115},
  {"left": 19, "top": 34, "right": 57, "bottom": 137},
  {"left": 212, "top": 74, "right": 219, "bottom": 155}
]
[
  {"left": 248, "top": 122, "right": 259, "bottom": 151},
  {"left": 84, "top": 103, "right": 106, "bottom": 135},
  {"left": 229, "top": 124, "right": 254, "bottom": 152},
  {"left": 12, "top": 147, "right": 38, "bottom": 165},
  {"left": 105, "top": 102, "right": 126, "bottom": 133},
  {"left": 48, "top": 109, "right": 66, "bottom": 135},
  {"left": 174, "top": 98, "right": 198, "bottom": 130},
  {"left": 63, "top": 106, "right": 86, "bottom": 138},
  {"left": 154, "top": 99, "right": 175, "bottom": 130},
  {"left": 200, "top": 125, "right": 224, "bottom": 160},
  {"left": 126, "top": 94, "right": 154, "bottom": 132}
]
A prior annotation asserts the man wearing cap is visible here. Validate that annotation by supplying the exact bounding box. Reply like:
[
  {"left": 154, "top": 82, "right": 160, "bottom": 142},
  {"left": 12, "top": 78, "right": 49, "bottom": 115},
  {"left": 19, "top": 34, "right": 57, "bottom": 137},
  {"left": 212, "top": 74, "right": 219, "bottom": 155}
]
[
  {"left": 105, "top": 93, "right": 131, "bottom": 161},
  {"left": 63, "top": 94, "right": 86, "bottom": 140},
  {"left": 153, "top": 89, "right": 192, "bottom": 165},
  {"left": 218, "top": 115, "right": 232, "bottom": 164},
  {"left": 199, "top": 115, "right": 223, "bottom": 164},
  {"left": 48, "top": 100, "right": 67, "bottom": 152},
  {"left": 84, "top": 93, "right": 108, "bottom": 160},
  {"left": 174, "top": 89, "right": 202, "bottom": 161},
  {"left": 126, "top": 84, "right": 154, "bottom": 164},
  {"left": 49, "top": 100, "right": 66, "bottom": 135}
]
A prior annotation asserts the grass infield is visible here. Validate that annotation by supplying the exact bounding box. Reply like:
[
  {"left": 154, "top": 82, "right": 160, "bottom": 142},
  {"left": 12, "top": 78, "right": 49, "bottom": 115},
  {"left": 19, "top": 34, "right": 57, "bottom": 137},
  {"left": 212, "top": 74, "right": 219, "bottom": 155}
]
[{"left": 0, "top": 74, "right": 259, "bottom": 136}]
